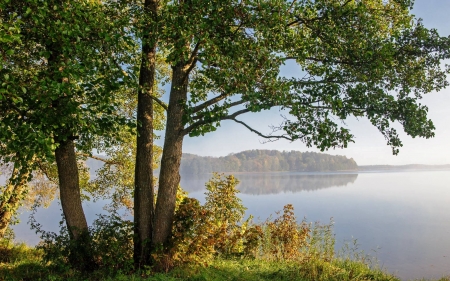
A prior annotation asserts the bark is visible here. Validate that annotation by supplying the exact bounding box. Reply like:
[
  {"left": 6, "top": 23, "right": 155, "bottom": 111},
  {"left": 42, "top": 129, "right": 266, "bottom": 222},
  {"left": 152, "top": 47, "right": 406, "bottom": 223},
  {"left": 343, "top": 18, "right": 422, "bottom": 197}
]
[
  {"left": 55, "top": 139, "right": 88, "bottom": 239},
  {"left": 55, "top": 139, "right": 96, "bottom": 271},
  {"left": 153, "top": 64, "right": 189, "bottom": 246},
  {"left": 134, "top": 0, "right": 158, "bottom": 267},
  {"left": 0, "top": 168, "right": 29, "bottom": 238}
]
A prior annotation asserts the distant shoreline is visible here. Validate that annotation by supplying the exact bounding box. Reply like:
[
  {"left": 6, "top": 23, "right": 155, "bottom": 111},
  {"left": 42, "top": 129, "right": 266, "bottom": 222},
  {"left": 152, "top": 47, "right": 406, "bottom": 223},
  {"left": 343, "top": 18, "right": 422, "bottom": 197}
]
[
  {"left": 173, "top": 165, "right": 450, "bottom": 177},
  {"left": 357, "top": 164, "right": 450, "bottom": 171}
]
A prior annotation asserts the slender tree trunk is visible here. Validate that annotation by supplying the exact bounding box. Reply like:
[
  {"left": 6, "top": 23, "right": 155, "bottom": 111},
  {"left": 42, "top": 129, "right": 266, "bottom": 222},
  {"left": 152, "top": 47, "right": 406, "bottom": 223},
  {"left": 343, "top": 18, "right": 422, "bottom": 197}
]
[
  {"left": 55, "top": 139, "right": 96, "bottom": 271},
  {"left": 153, "top": 64, "right": 189, "bottom": 246},
  {"left": 0, "top": 168, "right": 29, "bottom": 238},
  {"left": 55, "top": 139, "right": 88, "bottom": 239},
  {"left": 134, "top": 0, "right": 158, "bottom": 267}
]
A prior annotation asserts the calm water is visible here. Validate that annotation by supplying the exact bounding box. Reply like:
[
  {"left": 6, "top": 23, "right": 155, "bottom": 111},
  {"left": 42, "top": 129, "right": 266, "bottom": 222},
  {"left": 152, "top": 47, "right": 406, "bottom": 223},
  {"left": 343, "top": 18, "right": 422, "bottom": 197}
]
[{"left": 10, "top": 170, "right": 450, "bottom": 280}]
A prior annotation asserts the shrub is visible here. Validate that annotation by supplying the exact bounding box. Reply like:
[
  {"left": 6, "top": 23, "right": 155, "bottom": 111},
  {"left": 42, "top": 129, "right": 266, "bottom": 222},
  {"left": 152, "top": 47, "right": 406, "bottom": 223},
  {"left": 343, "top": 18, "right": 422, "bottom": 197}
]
[
  {"left": 256, "top": 204, "right": 310, "bottom": 261},
  {"left": 154, "top": 173, "right": 256, "bottom": 270},
  {"left": 0, "top": 238, "right": 42, "bottom": 264},
  {"left": 35, "top": 213, "right": 133, "bottom": 276}
]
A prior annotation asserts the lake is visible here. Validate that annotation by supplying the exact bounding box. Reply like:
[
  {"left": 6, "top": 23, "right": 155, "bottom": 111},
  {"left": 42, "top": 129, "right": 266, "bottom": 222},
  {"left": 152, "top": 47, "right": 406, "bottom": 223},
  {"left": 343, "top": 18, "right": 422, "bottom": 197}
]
[{"left": 10, "top": 170, "right": 450, "bottom": 280}]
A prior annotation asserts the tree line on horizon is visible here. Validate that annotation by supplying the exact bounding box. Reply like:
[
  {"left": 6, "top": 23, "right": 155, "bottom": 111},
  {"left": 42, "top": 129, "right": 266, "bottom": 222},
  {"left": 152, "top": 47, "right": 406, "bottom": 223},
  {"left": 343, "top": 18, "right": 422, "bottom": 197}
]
[{"left": 180, "top": 150, "right": 358, "bottom": 175}]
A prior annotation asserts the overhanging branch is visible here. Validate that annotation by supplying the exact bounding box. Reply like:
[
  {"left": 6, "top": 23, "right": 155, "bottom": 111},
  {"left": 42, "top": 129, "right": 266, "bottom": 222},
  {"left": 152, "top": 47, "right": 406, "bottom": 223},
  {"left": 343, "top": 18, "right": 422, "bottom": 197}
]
[
  {"left": 192, "top": 97, "right": 246, "bottom": 116},
  {"left": 76, "top": 153, "right": 122, "bottom": 165},
  {"left": 182, "top": 108, "right": 252, "bottom": 136},
  {"left": 230, "top": 117, "right": 294, "bottom": 142},
  {"left": 191, "top": 94, "right": 229, "bottom": 113}
]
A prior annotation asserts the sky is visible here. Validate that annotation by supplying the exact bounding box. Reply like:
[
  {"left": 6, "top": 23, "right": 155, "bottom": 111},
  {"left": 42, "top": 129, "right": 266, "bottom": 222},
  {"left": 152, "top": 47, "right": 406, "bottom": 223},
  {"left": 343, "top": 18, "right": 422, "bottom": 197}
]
[{"left": 158, "top": 0, "right": 450, "bottom": 166}]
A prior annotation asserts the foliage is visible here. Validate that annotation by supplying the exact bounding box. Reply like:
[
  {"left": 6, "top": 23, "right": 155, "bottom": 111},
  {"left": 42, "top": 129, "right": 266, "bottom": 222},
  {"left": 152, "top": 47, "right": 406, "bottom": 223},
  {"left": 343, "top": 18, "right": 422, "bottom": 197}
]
[
  {"left": 155, "top": 174, "right": 311, "bottom": 270},
  {"left": 153, "top": 174, "right": 262, "bottom": 270},
  {"left": 203, "top": 174, "right": 246, "bottom": 255},
  {"left": 0, "top": 0, "right": 140, "bottom": 244},
  {"left": 0, "top": 239, "right": 42, "bottom": 264},
  {"left": 33, "top": 213, "right": 134, "bottom": 276},
  {"left": 150, "top": 0, "right": 450, "bottom": 155},
  {"left": 0, "top": 0, "right": 137, "bottom": 165},
  {"left": 263, "top": 204, "right": 310, "bottom": 260}
]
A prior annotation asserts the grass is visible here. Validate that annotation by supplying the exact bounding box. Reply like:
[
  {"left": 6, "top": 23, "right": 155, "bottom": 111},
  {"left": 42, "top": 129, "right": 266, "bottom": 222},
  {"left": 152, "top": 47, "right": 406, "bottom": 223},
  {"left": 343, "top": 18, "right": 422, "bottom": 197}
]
[{"left": 1, "top": 240, "right": 450, "bottom": 281}]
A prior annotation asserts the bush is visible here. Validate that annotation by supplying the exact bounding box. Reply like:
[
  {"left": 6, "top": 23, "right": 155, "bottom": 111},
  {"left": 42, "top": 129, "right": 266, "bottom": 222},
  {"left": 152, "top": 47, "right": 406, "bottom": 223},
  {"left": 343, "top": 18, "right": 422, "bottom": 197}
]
[
  {"left": 154, "top": 173, "right": 259, "bottom": 270},
  {"left": 36, "top": 213, "right": 133, "bottom": 276},
  {"left": 0, "top": 238, "right": 42, "bottom": 264},
  {"left": 263, "top": 204, "right": 310, "bottom": 261}
]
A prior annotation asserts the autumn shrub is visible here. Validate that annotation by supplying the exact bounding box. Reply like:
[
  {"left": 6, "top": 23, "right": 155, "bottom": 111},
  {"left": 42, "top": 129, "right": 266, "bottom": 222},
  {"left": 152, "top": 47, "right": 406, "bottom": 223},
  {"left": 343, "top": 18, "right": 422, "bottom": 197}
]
[
  {"left": 261, "top": 204, "right": 310, "bottom": 261},
  {"left": 156, "top": 197, "right": 214, "bottom": 271},
  {"left": 203, "top": 174, "right": 246, "bottom": 256},
  {"left": 154, "top": 173, "right": 261, "bottom": 270}
]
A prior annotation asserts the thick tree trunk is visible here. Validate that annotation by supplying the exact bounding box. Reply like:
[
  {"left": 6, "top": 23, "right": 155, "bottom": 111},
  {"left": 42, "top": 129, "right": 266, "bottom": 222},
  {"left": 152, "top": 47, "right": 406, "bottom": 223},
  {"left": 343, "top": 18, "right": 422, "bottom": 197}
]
[
  {"left": 0, "top": 168, "right": 29, "bottom": 238},
  {"left": 134, "top": 0, "right": 158, "bottom": 267},
  {"left": 55, "top": 139, "right": 96, "bottom": 271},
  {"left": 153, "top": 64, "right": 189, "bottom": 246}
]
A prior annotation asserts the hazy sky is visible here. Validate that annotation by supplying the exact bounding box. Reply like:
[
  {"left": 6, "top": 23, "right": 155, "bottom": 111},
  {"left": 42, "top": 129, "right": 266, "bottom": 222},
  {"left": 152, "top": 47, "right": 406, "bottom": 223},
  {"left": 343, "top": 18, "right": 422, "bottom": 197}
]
[{"left": 158, "top": 0, "right": 450, "bottom": 166}]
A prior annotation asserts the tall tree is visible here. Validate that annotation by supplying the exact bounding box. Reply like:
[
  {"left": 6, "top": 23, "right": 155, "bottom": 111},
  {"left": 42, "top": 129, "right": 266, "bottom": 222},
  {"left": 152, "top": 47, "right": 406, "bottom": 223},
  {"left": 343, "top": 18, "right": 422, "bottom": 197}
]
[
  {"left": 151, "top": 0, "right": 450, "bottom": 249},
  {"left": 133, "top": 0, "right": 160, "bottom": 267},
  {"left": 0, "top": 0, "right": 137, "bottom": 268}
]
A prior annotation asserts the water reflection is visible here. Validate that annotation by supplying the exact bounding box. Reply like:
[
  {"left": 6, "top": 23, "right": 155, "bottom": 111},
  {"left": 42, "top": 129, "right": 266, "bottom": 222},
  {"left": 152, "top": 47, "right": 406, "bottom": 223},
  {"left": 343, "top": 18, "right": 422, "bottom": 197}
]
[{"left": 180, "top": 172, "right": 358, "bottom": 194}]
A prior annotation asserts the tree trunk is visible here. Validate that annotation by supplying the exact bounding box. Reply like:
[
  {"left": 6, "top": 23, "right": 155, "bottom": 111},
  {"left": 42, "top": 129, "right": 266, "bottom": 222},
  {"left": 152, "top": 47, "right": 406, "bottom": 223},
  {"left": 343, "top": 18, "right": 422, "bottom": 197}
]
[
  {"left": 0, "top": 168, "right": 29, "bottom": 238},
  {"left": 55, "top": 139, "right": 96, "bottom": 271},
  {"left": 153, "top": 64, "right": 189, "bottom": 246},
  {"left": 55, "top": 139, "right": 88, "bottom": 239},
  {"left": 134, "top": 0, "right": 158, "bottom": 267}
]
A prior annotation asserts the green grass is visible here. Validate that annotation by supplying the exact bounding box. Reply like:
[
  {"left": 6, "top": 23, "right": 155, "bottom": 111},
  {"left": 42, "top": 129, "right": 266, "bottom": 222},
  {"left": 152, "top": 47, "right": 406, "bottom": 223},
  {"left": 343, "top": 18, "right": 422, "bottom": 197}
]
[{"left": 1, "top": 241, "right": 449, "bottom": 281}]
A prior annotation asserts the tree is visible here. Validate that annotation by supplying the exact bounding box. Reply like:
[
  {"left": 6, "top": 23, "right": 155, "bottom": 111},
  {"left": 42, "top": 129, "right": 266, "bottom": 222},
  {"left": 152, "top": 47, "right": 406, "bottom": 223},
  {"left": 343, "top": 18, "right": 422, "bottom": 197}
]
[
  {"left": 2, "top": 0, "right": 450, "bottom": 271},
  {"left": 0, "top": 0, "right": 136, "bottom": 269},
  {"left": 150, "top": 0, "right": 450, "bottom": 251},
  {"left": 133, "top": 0, "right": 160, "bottom": 267}
]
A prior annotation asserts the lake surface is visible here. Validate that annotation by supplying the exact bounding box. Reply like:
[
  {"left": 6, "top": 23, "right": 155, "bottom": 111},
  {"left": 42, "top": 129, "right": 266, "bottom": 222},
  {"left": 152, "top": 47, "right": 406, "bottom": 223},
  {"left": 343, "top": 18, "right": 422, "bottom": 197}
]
[{"left": 10, "top": 170, "right": 450, "bottom": 280}]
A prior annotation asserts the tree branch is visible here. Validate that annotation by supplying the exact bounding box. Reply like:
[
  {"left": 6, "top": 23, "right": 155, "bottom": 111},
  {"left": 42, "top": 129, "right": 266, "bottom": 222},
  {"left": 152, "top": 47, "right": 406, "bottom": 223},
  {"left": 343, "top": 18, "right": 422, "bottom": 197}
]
[
  {"left": 230, "top": 117, "right": 294, "bottom": 141},
  {"left": 191, "top": 95, "right": 246, "bottom": 114},
  {"left": 182, "top": 40, "right": 202, "bottom": 84},
  {"left": 76, "top": 153, "right": 122, "bottom": 165},
  {"left": 151, "top": 95, "right": 168, "bottom": 111},
  {"left": 35, "top": 160, "right": 58, "bottom": 184},
  {"left": 182, "top": 108, "right": 252, "bottom": 136},
  {"left": 191, "top": 94, "right": 229, "bottom": 113}
]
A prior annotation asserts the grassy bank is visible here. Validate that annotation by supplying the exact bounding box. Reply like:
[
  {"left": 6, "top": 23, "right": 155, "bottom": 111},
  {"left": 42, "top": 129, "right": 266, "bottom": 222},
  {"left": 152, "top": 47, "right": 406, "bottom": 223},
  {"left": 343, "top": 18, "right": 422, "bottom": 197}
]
[{"left": 1, "top": 240, "right": 449, "bottom": 281}]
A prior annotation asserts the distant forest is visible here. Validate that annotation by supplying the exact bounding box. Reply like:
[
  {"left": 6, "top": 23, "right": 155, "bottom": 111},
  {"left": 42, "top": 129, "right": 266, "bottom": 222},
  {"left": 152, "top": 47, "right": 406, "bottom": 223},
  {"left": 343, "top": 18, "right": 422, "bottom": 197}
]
[{"left": 180, "top": 150, "right": 358, "bottom": 175}]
